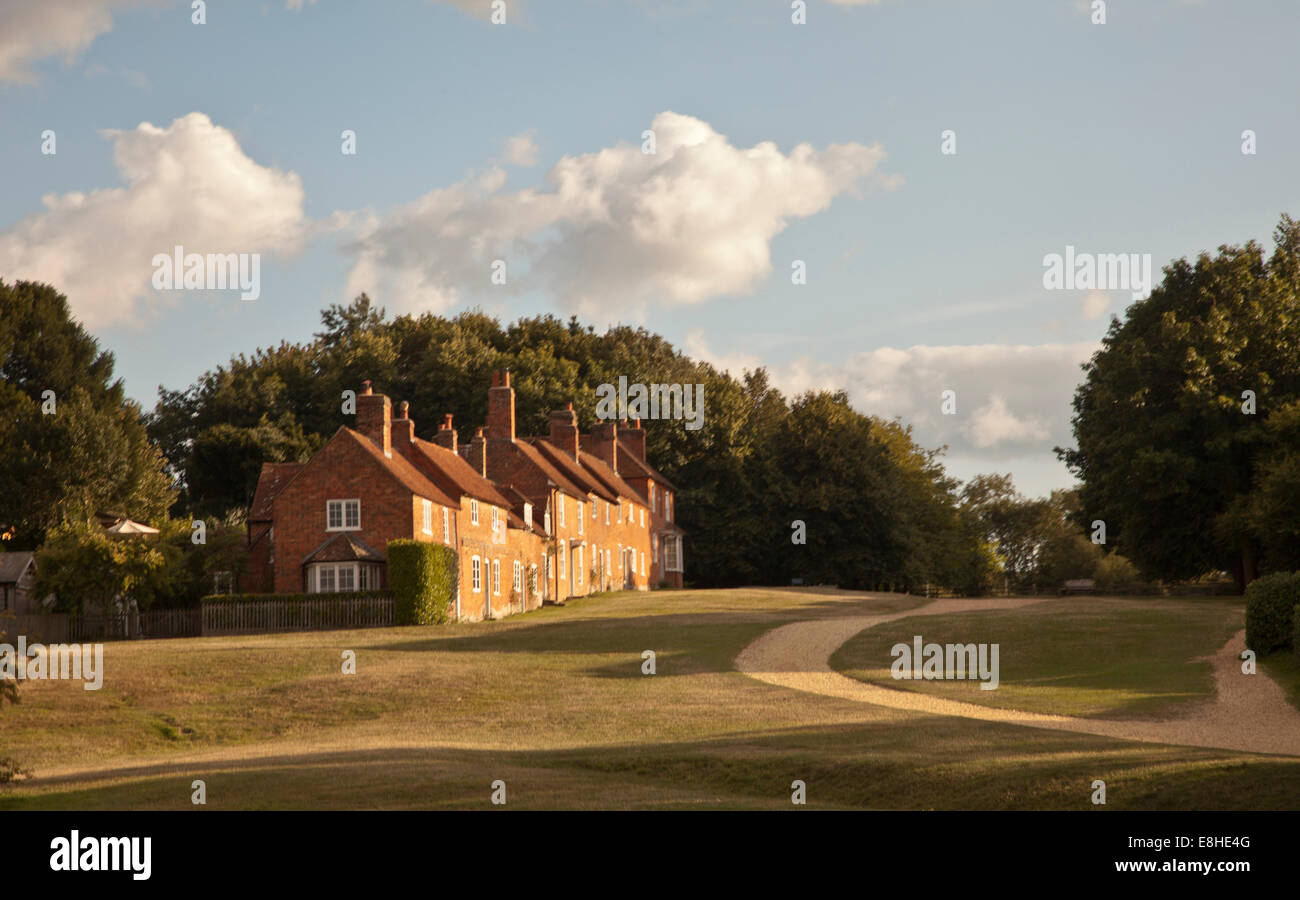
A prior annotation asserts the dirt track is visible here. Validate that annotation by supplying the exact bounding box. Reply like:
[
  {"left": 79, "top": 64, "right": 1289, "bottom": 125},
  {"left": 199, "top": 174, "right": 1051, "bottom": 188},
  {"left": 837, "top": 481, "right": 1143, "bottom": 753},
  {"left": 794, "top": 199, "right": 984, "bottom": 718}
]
[{"left": 735, "top": 596, "right": 1300, "bottom": 757}]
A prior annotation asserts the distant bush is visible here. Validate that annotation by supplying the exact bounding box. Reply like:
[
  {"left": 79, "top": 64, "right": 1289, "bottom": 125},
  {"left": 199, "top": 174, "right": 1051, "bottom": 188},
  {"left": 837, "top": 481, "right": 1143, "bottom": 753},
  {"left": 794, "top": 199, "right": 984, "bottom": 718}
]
[
  {"left": 1091, "top": 553, "right": 1140, "bottom": 592},
  {"left": 388, "top": 540, "right": 458, "bottom": 625},
  {"left": 1244, "top": 571, "right": 1300, "bottom": 654}
]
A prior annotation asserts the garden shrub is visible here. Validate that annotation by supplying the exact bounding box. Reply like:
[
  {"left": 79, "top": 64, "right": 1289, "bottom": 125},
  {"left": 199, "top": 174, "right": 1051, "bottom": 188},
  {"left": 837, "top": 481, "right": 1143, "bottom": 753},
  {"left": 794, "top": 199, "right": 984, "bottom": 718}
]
[
  {"left": 388, "top": 540, "right": 458, "bottom": 625},
  {"left": 1244, "top": 571, "right": 1300, "bottom": 654}
]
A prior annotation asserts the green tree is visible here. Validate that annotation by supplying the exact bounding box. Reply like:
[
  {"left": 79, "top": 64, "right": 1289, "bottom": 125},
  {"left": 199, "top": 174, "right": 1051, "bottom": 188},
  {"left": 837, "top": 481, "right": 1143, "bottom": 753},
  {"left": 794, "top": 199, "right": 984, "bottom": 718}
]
[
  {"left": 1058, "top": 216, "right": 1300, "bottom": 590},
  {"left": 0, "top": 281, "right": 174, "bottom": 547}
]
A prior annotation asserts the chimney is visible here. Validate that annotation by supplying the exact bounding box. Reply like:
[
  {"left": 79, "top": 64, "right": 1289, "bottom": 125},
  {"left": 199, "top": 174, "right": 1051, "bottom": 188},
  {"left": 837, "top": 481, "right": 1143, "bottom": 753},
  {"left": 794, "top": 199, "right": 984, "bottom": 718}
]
[
  {"left": 356, "top": 380, "right": 392, "bottom": 457},
  {"left": 622, "top": 418, "right": 647, "bottom": 462},
  {"left": 433, "top": 413, "right": 457, "bottom": 453},
  {"left": 548, "top": 403, "right": 580, "bottom": 461},
  {"left": 588, "top": 420, "right": 618, "bottom": 471},
  {"left": 468, "top": 426, "right": 487, "bottom": 476},
  {"left": 391, "top": 400, "right": 415, "bottom": 452},
  {"left": 487, "top": 369, "right": 516, "bottom": 443}
]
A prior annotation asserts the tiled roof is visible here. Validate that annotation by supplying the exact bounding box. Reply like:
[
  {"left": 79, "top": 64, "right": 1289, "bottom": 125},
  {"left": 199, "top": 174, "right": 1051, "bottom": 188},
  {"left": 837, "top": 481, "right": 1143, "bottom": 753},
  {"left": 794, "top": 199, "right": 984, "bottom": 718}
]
[
  {"left": 249, "top": 462, "right": 304, "bottom": 521},
  {"left": 578, "top": 451, "right": 645, "bottom": 504},
  {"left": 302, "top": 532, "right": 386, "bottom": 565},
  {"left": 615, "top": 437, "right": 677, "bottom": 490},
  {"left": 409, "top": 438, "right": 516, "bottom": 509},
  {"left": 528, "top": 438, "right": 618, "bottom": 502},
  {"left": 0, "top": 551, "right": 35, "bottom": 584},
  {"left": 511, "top": 439, "right": 586, "bottom": 499},
  {"left": 342, "top": 428, "right": 460, "bottom": 507}
]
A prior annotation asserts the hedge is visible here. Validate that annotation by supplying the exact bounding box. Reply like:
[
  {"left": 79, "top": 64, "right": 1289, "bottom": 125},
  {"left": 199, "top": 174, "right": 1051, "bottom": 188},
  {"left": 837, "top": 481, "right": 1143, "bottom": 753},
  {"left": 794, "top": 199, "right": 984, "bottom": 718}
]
[
  {"left": 1244, "top": 571, "right": 1300, "bottom": 655},
  {"left": 388, "top": 540, "right": 458, "bottom": 625}
]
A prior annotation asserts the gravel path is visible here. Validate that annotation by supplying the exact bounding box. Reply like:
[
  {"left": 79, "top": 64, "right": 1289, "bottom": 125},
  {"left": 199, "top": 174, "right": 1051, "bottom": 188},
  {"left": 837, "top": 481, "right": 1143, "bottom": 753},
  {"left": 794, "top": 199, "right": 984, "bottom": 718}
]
[{"left": 735, "top": 596, "right": 1300, "bottom": 757}]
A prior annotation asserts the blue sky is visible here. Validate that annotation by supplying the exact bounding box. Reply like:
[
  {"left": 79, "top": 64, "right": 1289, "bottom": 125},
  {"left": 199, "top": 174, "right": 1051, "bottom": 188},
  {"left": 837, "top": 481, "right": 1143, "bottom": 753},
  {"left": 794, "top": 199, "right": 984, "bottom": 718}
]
[{"left": 2, "top": 0, "right": 1298, "bottom": 497}]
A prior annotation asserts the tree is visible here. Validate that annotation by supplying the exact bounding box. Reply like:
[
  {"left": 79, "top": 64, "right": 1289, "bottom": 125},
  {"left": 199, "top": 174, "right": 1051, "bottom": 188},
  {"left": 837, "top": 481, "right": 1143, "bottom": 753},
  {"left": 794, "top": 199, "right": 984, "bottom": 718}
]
[
  {"left": 1058, "top": 216, "right": 1300, "bottom": 590},
  {"left": 34, "top": 519, "right": 177, "bottom": 615},
  {"left": 0, "top": 281, "right": 174, "bottom": 548}
]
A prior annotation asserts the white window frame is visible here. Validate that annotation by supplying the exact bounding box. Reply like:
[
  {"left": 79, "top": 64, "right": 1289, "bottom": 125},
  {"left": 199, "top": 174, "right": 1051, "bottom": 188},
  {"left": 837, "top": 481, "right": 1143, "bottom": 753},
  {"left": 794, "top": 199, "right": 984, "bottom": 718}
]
[
  {"left": 327, "top": 499, "right": 361, "bottom": 531},
  {"left": 640, "top": 551, "right": 646, "bottom": 577},
  {"left": 513, "top": 560, "right": 522, "bottom": 595},
  {"left": 442, "top": 507, "right": 451, "bottom": 543},
  {"left": 576, "top": 547, "right": 583, "bottom": 586},
  {"left": 666, "top": 494, "right": 673, "bottom": 523},
  {"left": 651, "top": 484, "right": 657, "bottom": 513},
  {"left": 491, "top": 505, "right": 499, "bottom": 532},
  {"left": 640, "top": 508, "right": 645, "bottom": 527},
  {"left": 605, "top": 501, "right": 610, "bottom": 526},
  {"left": 422, "top": 498, "right": 433, "bottom": 535},
  {"left": 653, "top": 534, "right": 658, "bottom": 564},
  {"left": 471, "top": 499, "right": 480, "bottom": 526},
  {"left": 492, "top": 559, "right": 501, "bottom": 596},
  {"left": 472, "top": 556, "right": 482, "bottom": 592},
  {"left": 577, "top": 502, "right": 584, "bottom": 535},
  {"left": 558, "top": 496, "right": 565, "bottom": 528}
]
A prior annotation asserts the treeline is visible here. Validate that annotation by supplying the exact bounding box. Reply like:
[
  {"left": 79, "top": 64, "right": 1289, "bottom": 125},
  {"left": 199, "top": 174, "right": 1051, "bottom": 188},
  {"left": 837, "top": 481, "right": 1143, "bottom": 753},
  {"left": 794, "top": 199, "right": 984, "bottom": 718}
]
[{"left": 145, "top": 293, "right": 999, "bottom": 592}]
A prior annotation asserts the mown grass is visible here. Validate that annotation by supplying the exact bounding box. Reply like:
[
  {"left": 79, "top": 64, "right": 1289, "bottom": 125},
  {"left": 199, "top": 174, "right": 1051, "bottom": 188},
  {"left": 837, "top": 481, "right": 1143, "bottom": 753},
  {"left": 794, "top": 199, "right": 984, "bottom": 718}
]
[
  {"left": 830, "top": 596, "right": 1244, "bottom": 718},
  {"left": 2, "top": 588, "right": 1297, "bottom": 810}
]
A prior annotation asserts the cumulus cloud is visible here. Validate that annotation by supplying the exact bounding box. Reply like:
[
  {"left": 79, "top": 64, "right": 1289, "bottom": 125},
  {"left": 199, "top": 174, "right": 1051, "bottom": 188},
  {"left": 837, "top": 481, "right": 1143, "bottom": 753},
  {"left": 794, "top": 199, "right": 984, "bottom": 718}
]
[
  {"left": 499, "top": 132, "right": 539, "bottom": 167},
  {"left": 686, "top": 334, "right": 1096, "bottom": 461},
  {"left": 343, "top": 111, "right": 895, "bottom": 316},
  {"left": 0, "top": 0, "right": 162, "bottom": 84},
  {"left": 0, "top": 112, "right": 307, "bottom": 329}
]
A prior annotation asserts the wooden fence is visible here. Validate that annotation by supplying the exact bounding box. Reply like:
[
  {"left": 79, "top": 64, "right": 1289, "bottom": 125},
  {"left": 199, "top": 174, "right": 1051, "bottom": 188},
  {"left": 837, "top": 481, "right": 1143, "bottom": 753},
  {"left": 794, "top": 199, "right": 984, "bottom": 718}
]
[
  {"left": 201, "top": 593, "right": 395, "bottom": 636},
  {"left": 0, "top": 613, "right": 70, "bottom": 643}
]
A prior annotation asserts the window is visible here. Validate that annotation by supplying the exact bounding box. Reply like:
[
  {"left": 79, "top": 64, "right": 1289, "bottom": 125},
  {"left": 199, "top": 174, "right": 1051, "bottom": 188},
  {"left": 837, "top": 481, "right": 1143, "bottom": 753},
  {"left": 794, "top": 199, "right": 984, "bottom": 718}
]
[
  {"left": 557, "top": 496, "right": 565, "bottom": 528},
  {"left": 618, "top": 501, "right": 623, "bottom": 524},
  {"left": 319, "top": 565, "right": 336, "bottom": 592},
  {"left": 605, "top": 549, "right": 611, "bottom": 580},
  {"left": 442, "top": 507, "right": 451, "bottom": 543},
  {"left": 651, "top": 484, "right": 657, "bottom": 513},
  {"left": 547, "top": 554, "right": 554, "bottom": 578},
  {"left": 471, "top": 499, "right": 480, "bottom": 525},
  {"left": 665, "top": 537, "right": 680, "bottom": 572},
  {"left": 577, "top": 502, "right": 584, "bottom": 535},
  {"left": 492, "top": 559, "right": 501, "bottom": 595},
  {"left": 576, "top": 547, "right": 583, "bottom": 585},
  {"left": 640, "top": 508, "right": 645, "bottom": 527},
  {"left": 558, "top": 548, "right": 565, "bottom": 580},
  {"left": 327, "top": 499, "right": 360, "bottom": 531},
  {"left": 653, "top": 534, "right": 659, "bottom": 564},
  {"left": 213, "top": 571, "right": 234, "bottom": 594},
  {"left": 422, "top": 499, "right": 433, "bottom": 535},
  {"left": 472, "top": 556, "right": 482, "bottom": 592},
  {"left": 604, "top": 501, "right": 610, "bottom": 525},
  {"left": 640, "top": 551, "right": 646, "bottom": 576},
  {"left": 338, "top": 565, "right": 356, "bottom": 592},
  {"left": 491, "top": 506, "right": 499, "bottom": 531},
  {"left": 311, "top": 562, "right": 379, "bottom": 593},
  {"left": 592, "top": 500, "right": 597, "bottom": 520},
  {"left": 513, "top": 560, "right": 522, "bottom": 595},
  {"left": 666, "top": 494, "right": 673, "bottom": 523}
]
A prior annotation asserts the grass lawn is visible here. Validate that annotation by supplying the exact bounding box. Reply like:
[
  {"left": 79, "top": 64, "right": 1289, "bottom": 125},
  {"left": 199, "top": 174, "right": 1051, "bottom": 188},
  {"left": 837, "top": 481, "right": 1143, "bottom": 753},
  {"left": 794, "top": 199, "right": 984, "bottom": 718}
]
[
  {"left": 2, "top": 588, "right": 1297, "bottom": 810},
  {"left": 831, "top": 596, "right": 1244, "bottom": 719},
  {"left": 1261, "top": 653, "right": 1300, "bottom": 714}
]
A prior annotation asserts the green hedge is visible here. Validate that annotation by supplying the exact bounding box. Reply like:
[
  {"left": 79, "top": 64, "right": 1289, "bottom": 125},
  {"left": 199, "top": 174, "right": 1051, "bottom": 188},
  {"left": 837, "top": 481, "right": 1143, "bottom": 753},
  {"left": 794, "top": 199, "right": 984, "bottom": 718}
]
[
  {"left": 388, "top": 540, "right": 458, "bottom": 625},
  {"left": 1244, "top": 571, "right": 1300, "bottom": 655}
]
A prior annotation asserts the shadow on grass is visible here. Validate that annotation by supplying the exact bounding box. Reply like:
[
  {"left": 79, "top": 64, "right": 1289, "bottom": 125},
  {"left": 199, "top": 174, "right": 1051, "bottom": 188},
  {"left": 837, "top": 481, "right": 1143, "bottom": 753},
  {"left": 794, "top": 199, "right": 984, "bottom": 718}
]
[{"left": 4, "top": 715, "right": 1298, "bottom": 811}]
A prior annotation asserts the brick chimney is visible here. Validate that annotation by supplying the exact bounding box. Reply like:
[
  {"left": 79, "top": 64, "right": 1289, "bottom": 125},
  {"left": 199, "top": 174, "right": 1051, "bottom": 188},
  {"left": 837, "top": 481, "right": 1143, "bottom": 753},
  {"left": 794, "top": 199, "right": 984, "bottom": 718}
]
[
  {"left": 433, "top": 413, "right": 457, "bottom": 453},
  {"left": 468, "top": 426, "right": 487, "bottom": 476},
  {"left": 548, "top": 403, "right": 580, "bottom": 461},
  {"left": 587, "top": 420, "right": 618, "bottom": 471},
  {"left": 356, "top": 380, "right": 392, "bottom": 457},
  {"left": 621, "top": 418, "right": 647, "bottom": 462},
  {"left": 487, "top": 369, "right": 515, "bottom": 443},
  {"left": 392, "top": 400, "right": 415, "bottom": 452}
]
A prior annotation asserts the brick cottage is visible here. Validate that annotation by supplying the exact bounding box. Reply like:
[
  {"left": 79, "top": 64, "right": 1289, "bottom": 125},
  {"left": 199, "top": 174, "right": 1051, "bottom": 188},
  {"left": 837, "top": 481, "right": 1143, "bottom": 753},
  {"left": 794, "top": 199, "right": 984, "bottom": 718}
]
[{"left": 246, "top": 372, "right": 684, "bottom": 620}]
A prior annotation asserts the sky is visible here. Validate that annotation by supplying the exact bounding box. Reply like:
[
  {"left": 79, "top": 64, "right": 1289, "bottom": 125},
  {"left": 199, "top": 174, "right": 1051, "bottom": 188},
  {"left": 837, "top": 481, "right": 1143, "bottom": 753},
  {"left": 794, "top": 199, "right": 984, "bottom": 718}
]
[{"left": 2, "top": 0, "right": 1298, "bottom": 498}]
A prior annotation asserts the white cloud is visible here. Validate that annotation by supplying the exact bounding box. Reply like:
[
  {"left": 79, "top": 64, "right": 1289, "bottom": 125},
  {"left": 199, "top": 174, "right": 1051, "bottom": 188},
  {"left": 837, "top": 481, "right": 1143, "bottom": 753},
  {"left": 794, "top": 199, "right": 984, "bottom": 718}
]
[
  {"left": 1081, "top": 289, "right": 1111, "bottom": 320},
  {"left": 500, "top": 132, "right": 539, "bottom": 167},
  {"left": 0, "top": 0, "right": 159, "bottom": 84},
  {"left": 343, "top": 110, "right": 896, "bottom": 316},
  {"left": 686, "top": 335, "right": 1096, "bottom": 461},
  {"left": 0, "top": 112, "right": 307, "bottom": 329}
]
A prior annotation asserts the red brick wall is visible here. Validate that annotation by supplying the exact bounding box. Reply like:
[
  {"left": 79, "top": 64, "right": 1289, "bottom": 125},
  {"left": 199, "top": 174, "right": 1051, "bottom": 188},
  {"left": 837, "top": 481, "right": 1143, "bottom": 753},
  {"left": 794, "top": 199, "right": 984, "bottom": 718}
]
[{"left": 270, "top": 433, "right": 418, "bottom": 593}]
